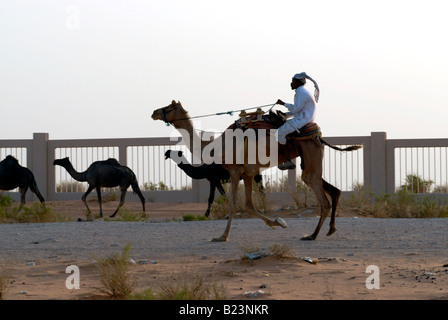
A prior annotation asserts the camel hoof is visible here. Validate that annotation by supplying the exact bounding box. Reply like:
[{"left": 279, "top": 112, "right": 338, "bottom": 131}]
[
  {"left": 211, "top": 236, "right": 228, "bottom": 242},
  {"left": 275, "top": 217, "right": 287, "bottom": 228},
  {"left": 301, "top": 235, "right": 316, "bottom": 241}
]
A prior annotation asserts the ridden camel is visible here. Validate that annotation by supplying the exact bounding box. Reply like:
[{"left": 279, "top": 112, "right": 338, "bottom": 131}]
[
  {"left": 152, "top": 100, "right": 362, "bottom": 241},
  {"left": 165, "top": 149, "right": 263, "bottom": 217},
  {"left": 53, "top": 157, "right": 145, "bottom": 218},
  {"left": 0, "top": 155, "right": 45, "bottom": 210}
]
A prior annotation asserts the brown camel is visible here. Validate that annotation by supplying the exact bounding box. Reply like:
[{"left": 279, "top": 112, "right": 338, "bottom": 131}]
[{"left": 152, "top": 100, "right": 362, "bottom": 241}]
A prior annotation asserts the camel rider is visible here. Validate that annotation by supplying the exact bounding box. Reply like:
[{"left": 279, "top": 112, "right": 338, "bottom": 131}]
[{"left": 276, "top": 72, "right": 320, "bottom": 170}]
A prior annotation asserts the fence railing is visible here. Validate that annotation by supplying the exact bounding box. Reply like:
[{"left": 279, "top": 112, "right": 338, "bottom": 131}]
[{"left": 1, "top": 132, "right": 447, "bottom": 204}]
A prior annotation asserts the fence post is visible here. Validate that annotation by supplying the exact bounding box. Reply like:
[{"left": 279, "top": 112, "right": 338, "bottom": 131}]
[
  {"left": 31, "top": 133, "right": 49, "bottom": 200},
  {"left": 370, "top": 132, "right": 387, "bottom": 196}
]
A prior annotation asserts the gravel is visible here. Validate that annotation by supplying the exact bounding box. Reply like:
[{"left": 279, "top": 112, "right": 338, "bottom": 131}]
[{"left": 1, "top": 217, "right": 447, "bottom": 263}]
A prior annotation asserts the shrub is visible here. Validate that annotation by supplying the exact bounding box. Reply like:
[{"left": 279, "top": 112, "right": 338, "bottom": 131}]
[
  {"left": 104, "top": 208, "right": 148, "bottom": 222},
  {"left": 0, "top": 262, "right": 10, "bottom": 300},
  {"left": 154, "top": 264, "right": 227, "bottom": 300},
  {"left": 400, "top": 174, "right": 433, "bottom": 193},
  {"left": 130, "top": 263, "right": 227, "bottom": 300},
  {"left": 0, "top": 202, "right": 69, "bottom": 223},
  {"left": 95, "top": 244, "right": 137, "bottom": 298},
  {"left": 182, "top": 214, "right": 208, "bottom": 221}
]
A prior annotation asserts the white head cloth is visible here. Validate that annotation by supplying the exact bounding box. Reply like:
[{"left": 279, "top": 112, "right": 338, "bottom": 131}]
[{"left": 293, "top": 72, "right": 320, "bottom": 103}]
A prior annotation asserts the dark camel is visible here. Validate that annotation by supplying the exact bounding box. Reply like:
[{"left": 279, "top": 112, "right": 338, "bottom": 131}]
[
  {"left": 164, "top": 149, "right": 263, "bottom": 217},
  {"left": 152, "top": 101, "right": 362, "bottom": 241},
  {"left": 53, "top": 157, "right": 145, "bottom": 218},
  {"left": 0, "top": 155, "right": 45, "bottom": 210}
]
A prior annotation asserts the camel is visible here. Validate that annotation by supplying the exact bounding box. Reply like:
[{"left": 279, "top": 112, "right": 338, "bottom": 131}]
[
  {"left": 0, "top": 155, "right": 45, "bottom": 210},
  {"left": 164, "top": 149, "right": 263, "bottom": 217},
  {"left": 53, "top": 157, "right": 146, "bottom": 218},
  {"left": 152, "top": 100, "right": 362, "bottom": 241}
]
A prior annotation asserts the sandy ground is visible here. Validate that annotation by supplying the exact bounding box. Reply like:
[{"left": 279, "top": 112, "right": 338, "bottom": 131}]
[{"left": 0, "top": 200, "right": 447, "bottom": 301}]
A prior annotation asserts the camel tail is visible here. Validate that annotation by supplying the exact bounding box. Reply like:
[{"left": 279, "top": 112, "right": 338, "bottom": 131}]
[{"left": 320, "top": 137, "right": 363, "bottom": 152}]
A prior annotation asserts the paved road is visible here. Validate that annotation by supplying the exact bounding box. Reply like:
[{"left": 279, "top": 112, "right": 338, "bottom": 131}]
[{"left": 1, "top": 217, "right": 447, "bottom": 263}]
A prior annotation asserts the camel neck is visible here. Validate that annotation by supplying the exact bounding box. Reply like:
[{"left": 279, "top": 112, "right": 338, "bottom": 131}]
[
  {"left": 174, "top": 119, "right": 211, "bottom": 162},
  {"left": 62, "top": 162, "right": 88, "bottom": 182}
]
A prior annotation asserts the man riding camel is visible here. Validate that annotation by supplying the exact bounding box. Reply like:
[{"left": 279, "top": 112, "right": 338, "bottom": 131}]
[{"left": 276, "top": 72, "right": 320, "bottom": 170}]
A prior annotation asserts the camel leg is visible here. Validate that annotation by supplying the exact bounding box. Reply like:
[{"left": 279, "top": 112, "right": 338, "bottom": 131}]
[
  {"left": 212, "top": 170, "right": 241, "bottom": 242},
  {"left": 298, "top": 140, "right": 330, "bottom": 240},
  {"left": 136, "top": 191, "right": 146, "bottom": 213},
  {"left": 242, "top": 175, "right": 287, "bottom": 229},
  {"left": 206, "top": 180, "right": 226, "bottom": 217},
  {"left": 131, "top": 180, "right": 146, "bottom": 213},
  {"left": 301, "top": 172, "right": 331, "bottom": 240},
  {"left": 82, "top": 185, "right": 94, "bottom": 216},
  {"left": 95, "top": 187, "right": 104, "bottom": 218},
  {"left": 254, "top": 174, "right": 264, "bottom": 194},
  {"left": 111, "top": 187, "right": 127, "bottom": 218},
  {"left": 30, "top": 178, "right": 45, "bottom": 206},
  {"left": 322, "top": 179, "right": 341, "bottom": 236},
  {"left": 18, "top": 187, "right": 27, "bottom": 212},
  {"left": 205, "top": 182, "right": 216, "bottom": 217},
  {"left": 216, "top": 181, "right": 226, "bottom": 195}
]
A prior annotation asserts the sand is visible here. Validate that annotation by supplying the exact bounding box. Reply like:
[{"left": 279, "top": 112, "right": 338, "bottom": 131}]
[{"left": 0, "top": 200, "right": 447, "bottom": 301}]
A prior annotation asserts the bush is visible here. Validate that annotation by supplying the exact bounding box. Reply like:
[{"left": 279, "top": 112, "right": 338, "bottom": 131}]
[
  {"left": 0, "top": 201, "right": 69, "bottom": 223},
  {"left": 95, "top": 244, "right": 137, "bottom": 298},
  {"left": 400, "top": 174, "right": 433, "bottom": 193},
  {"left": 145, "top": 264, "right": 227, "bottom": 300},
  {"left": 104, "top": 208, "right": 148, "bottom": 222},
  {"left": 182, "top": 214, "right": 208, "bottom": 221},
  {"left": 0, "top": 262, "right": 10, "bottom": 300}
]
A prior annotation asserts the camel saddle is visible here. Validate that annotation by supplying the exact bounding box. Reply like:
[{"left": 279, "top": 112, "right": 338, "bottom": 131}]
[
  {"left": 285, "top": 122, "right": 321, "bottom": 140},
  {"left": 235, "top": 109, "right": 321, "bottom": 141}
]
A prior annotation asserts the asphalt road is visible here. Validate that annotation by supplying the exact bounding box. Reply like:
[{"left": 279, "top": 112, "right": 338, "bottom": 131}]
[{"left": 1, "top": 217, "right": 447, "bottom": 263}]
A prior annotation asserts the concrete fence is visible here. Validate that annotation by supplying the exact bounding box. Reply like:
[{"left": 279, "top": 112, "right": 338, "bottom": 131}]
[{"left": 1, "top": 132, "right": 447, "bottom": 204}]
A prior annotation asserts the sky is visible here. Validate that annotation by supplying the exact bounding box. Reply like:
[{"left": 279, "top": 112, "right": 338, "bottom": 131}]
[{"left": 1, "top": 0, "right": 447, "bottom": 141}]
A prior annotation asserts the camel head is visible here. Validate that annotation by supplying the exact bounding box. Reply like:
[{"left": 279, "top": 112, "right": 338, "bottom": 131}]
[
  {"left": 151, "top": 100, "right": 188, "bottom": 126},
  {"left": 164, "top": 150, "right": 186, "bottom": 165},
  {"left": 53, "top": 157, "right": 71, "bottom": 167},
  {"left": 164, "top": 150, "right": 184, "bottom": 159}
]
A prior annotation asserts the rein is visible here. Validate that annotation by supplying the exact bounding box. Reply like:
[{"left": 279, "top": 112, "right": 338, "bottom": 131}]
[{"left": 161, "top": 102, "right": 277, "bottom": 125}]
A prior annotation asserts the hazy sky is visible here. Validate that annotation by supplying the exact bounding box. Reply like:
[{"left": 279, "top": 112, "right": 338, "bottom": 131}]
[{"left": 1, "top": 0, "right": 447, "bottom": 140}]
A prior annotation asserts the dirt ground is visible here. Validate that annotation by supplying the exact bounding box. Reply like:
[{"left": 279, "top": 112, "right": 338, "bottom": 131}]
[{"left": 1, "top": 200, "right": 447, "bottom": 301}]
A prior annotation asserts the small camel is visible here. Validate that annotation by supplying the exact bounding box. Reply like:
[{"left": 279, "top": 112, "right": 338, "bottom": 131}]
[
  {"left": 53, "top": 157, "right": 145, "bottom": 218},
  {"left": 152, "top": 101, "right": 362, "bottom": 241},
  {"left": 164, "top": 149, "right": 263, "bottom": 217},
  {"left": 0, "top": 155, "right": 45, "bottom": 210}
]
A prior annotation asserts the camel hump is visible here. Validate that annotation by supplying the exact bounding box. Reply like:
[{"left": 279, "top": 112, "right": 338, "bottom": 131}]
[
  {"left": 1, "top": 155, "right": 20, "bottom": 168},
  {"left": 4, "top": 155, "right": 19, "bottom": 164},
  {"left": 105, "top": 158, "right": 121, "bottom": 166}
]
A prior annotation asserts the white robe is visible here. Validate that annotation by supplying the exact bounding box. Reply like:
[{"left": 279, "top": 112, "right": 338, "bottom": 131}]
[{"left": 276, "top": 86, "right": 317, "bottom": 145}]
